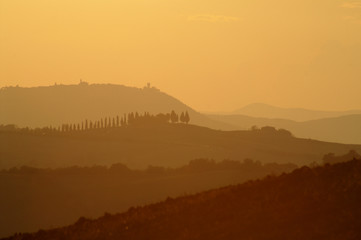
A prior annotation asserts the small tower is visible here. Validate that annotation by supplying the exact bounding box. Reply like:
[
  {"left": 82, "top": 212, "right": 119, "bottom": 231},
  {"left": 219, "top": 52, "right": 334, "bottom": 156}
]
[{"left": 79, "top": 79, "right": 89, "bottom": 86}]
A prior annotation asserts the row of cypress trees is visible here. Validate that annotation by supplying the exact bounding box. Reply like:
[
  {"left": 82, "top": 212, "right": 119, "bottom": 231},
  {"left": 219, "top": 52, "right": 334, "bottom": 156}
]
[
  {"left": 59, "top": 111, "right": 190, "bottom": 132},
  {"left": 0, "top": 111, "right": 191, "bottom": 134}
]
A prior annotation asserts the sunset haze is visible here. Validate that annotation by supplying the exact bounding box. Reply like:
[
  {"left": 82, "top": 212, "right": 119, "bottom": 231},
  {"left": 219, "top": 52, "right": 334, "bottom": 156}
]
[
  {"left": 1, "top": 1, "right": 361, "bottom": 239},
  {"left": 1, "top": 0, "right": 361, "bottom": 112}
]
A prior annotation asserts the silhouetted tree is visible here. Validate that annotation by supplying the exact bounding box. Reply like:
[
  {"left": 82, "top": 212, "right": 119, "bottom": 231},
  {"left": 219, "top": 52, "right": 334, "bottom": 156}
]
[
  {"left": 120, "top": 117, "right": 124, "bottom": 127},
  {"left": 250, "top": 125, "right": 259, "bottom": 131},
  {"left": 170, "top": 110, "right": 178, "bottom": 123},
  {"left": 128, "top": 112, "right": 135, "bottom": 125},
  {"left": 184, "top": 111, "right": 190, "bottom": 124},
  {"left": 180, "top": 112, "right": 185, "bottom": 123}
]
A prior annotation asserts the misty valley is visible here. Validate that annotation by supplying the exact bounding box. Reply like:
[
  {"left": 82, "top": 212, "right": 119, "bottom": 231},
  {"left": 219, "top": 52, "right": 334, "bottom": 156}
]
[
  {"left": 2, "top": 0, "right": 361, "bottom": 237},
  {"left": 0, "top": 84, "right": 360, "bottom": 239}
]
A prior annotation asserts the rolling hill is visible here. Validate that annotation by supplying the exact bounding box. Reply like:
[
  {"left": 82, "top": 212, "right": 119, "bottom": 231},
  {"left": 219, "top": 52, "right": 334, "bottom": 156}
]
[
  {"left": 231, "top": 103, "right": 361, "bottom": 121},
  {"left": 1, "top": 123, "right": 360, "bottom": 170},
  {"left": 2, "top": 84, "right": 360, "bottom": 145},
  {"left": 0, "top": 83, "right": 230, "bottom": 130},
  {"left": 4, "top": 159, "right": 360, "bottom": 240},
  {"left": 207, "top": 114, "right": 361, "bottom": 144},
  {"left": 0, "top": 159, "right": 296, "bottom": 238}
]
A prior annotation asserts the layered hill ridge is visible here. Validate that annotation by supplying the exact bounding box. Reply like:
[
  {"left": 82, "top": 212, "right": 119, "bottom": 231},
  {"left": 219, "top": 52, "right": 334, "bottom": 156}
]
[
  {"left": 232, "top": 103, "right": 361, "bottom": 122},
  {"left": 2, "top": 84, "right": 361, "bottom": 144},
  {"left": 0, "top": 159, "right": 297, "bottom": 238},
  {"left": 207, "top": 113, "right": 361, "bottom": 144},
  {"left": 0, "top": 83, "right": 230, "bottom": 130},
  {"left": 5, "top": 159, "right": 361, "bottom": 240},
  {"left": 1, "top": 123, "right": 361, "bottom": 170}
]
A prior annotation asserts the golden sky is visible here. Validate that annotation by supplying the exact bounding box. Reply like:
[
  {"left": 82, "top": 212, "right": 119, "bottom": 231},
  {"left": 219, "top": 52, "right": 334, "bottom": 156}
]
[{"left": 1, "top": 0, "right": 361, "bottom": 111}]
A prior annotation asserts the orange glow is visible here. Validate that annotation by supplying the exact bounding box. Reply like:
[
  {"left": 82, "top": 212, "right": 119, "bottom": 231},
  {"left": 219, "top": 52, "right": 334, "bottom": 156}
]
[{"left": 1, "top": 0, "right": 361, "bottom": 111}]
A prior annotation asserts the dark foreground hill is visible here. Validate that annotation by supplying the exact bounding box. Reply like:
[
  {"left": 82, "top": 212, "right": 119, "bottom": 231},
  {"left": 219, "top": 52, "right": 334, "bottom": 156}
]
[
  {"left": 0, "top": 159, "right": 296, "bottom": 238},
  {"left": 5, "top": 159, "right": 361, "bottom": 240},
  {"left": 1, "top": 123, "right": 361, "bottom": 169}
]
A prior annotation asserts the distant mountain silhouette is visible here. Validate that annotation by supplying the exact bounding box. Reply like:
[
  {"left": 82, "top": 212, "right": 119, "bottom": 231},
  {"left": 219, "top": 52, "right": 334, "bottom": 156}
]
[
  {"left": 231, "top": 103, "right": 361, "bottom": 121},
  {"left": 207, "top": 113, "right": 361, "bottom": 144},
  {"left": 0, "top": 83, "right": 230, "bottom": 130},
  {"left": 4, "top": 159, "right": 360, "bottom": 240},
  {"left": 1, "top": 123, "right": 361, "bottom": 170},
  {"left": 0, "top": 159, "right": 296, "bottom": 238}
]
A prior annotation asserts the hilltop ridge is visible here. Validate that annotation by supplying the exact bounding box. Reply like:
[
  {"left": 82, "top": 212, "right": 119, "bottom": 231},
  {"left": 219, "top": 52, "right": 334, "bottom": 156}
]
[{"left": 0, "top": 83, "right": 231, "bottom": 130}]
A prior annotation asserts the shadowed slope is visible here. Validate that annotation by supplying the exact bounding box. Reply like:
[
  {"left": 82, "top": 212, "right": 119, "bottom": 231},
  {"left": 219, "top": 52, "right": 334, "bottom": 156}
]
[
  {"left": 1, "top": 123, "right": 361, "bottom": 169},
  {"left": 5, "top": 159, "right": 361, "bottom": 240},
  {"left": 0, "top": 159, "right": 296, "bottom": 238}
]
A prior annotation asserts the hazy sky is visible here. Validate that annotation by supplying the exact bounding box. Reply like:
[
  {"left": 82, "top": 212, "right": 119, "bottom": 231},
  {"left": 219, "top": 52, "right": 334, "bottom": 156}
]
[{"left": 1, "top": 0, "right": 361, "bottom": 112}]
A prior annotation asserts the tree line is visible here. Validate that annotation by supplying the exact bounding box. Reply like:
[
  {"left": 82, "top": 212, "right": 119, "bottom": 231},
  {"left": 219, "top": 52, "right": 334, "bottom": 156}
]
[
  {"left": 0, "top": 110, "right": 190, "bottom": 134},
  {"left": 59, "top": 110, "right": 190, "bottom": 132}
]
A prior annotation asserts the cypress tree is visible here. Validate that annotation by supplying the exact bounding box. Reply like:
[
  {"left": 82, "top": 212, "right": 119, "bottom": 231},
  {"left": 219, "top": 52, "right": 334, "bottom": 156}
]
[
  {"left": 180, "top": 112, "right": 185, "bottom": 123},
  {"left": 170, "top": 110, "right": 178, "bottom": 123},
  {"left": 185, "top": 111, "right": 190, "bottom": 124}
]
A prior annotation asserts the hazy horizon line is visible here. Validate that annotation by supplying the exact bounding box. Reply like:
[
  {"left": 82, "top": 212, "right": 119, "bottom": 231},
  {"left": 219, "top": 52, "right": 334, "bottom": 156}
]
[{"left": 2, "top": 82, "right": 361, "bottom": 113}]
